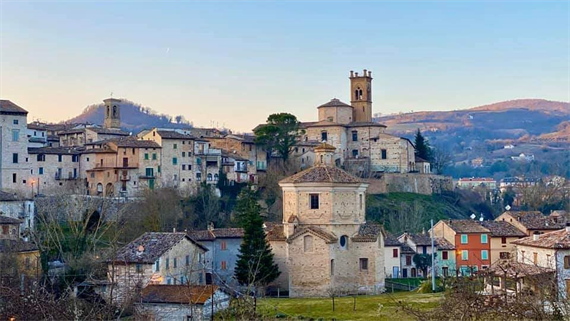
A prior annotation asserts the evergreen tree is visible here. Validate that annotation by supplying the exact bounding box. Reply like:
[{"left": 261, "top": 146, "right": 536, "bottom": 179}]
[
  {"left": 234, "top": 188, "right": 280, "bottom": 287},
  {"left": 254, "top": 113, "right": 304, "bottom": 162},
  {"left": 414, "top": 129, "right": 432, "bottom": 161}
]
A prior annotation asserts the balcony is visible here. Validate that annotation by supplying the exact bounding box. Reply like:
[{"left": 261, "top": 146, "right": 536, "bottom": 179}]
[
  {"left": 139, "top": 175, "right": 156, "bottom": 179},
  {"left": 55, "top": 173, "right": 78, "bottom": 180},
  {"left": 119, "top": 175, "right": 131, "bottom": 181}
]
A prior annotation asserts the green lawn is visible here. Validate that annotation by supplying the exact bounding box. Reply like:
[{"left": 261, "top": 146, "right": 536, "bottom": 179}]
[{"left": 258, "top": 291, "right": 442, "bottom": 321}]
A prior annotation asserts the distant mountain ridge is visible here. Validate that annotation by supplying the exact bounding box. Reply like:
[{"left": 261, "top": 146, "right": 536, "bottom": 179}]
[{"left": 66, "top": 99, "right": 193, "bottom": 133}]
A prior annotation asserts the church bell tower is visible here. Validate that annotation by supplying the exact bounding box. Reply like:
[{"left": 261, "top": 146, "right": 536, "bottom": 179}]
[
  {"left": 350, "top": 69, "right": 372, "bottom": 122},
  {"left": 103, "top": 98, "right": 121, "bottom": 129}
]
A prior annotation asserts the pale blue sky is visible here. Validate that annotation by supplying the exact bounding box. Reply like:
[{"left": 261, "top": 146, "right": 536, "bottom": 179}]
[{"left": 1, "top": 1, "right": 568, "bottom": 131}]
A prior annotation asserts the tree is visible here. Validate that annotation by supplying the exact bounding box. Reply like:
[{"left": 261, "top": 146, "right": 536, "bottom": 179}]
[
  {"left": 234, "top": 188, "right": 280, "bottom": 289},
  {"left": 413, "top": 253, "right": 433, "bottom": 277},
  {"left": 414, "top": 129, "right": 432, "bottom": 161},
  {"left": 431, "top": 145, "right": 453, "bottom": 175},
  {"left": 254, "top": 113, "right": 304, "bottom": 163}
]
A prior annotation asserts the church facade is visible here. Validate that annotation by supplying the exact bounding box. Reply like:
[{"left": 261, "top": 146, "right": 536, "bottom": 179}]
[
  {"left": 294, "top": 70, "right": 416, "bottom": 176},
  {"left": 267, "top": 143, "right": 386, "bottom": 297}
]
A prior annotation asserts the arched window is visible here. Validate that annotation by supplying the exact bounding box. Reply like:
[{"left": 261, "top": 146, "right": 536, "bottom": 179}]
[
  {"left": 303, "top": 235, "right": 313, "bottom": 252},
  {"left": 359, "top": 88, "right": 363, "bottom": 99},
  {"left": 330, "top": 259, "right": 335, "bottom": 276},
  {"left": 214, "top": 174, "right": 219, "bottom": 181},
  {"left": 340, "top": 235, "right": 348, "bottom": 249},
  {"left": 96, "top": 183, "right": 103, "bottom": 195},
  {"left": 207, "top": 173, "right": 213, "bottom": 181},
  {"left": 107, "top": 106, "right": 110, "bottom": 117},
  {"left": 113, "top": 106, "right": 117, "bottom": 117}
]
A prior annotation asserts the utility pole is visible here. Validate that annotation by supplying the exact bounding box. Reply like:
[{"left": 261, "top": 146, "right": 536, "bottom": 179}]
[{"left": 431, "top": 219, "right": 436, "bottom": 292}]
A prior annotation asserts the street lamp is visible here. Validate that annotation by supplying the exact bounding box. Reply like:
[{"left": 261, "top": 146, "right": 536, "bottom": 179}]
[{"left": 30, "top": 179, "right": 35, "bottom": 197}]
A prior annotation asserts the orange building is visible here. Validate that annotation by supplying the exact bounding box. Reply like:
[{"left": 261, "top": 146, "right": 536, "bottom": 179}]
[{"left": 433, "top": 220, "right": 492, "bottom": 275}]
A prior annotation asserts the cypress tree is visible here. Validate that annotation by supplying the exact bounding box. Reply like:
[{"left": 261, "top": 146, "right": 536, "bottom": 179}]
[
  {"left": 414, "top": 128, "right": 432, "bottom": 161},
  {"left": 234, "top": 188, "right": 280, "bottom": 287}
]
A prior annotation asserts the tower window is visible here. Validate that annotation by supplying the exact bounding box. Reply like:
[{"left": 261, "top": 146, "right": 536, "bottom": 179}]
[
  {"left": 340, "top": 235, "right": 348, "bottom": 249},
  {"left": 303, "top": 235, "right": 313, "bottom": 252},
  {"left": 321, "top": 131, "right": 328, "bottom": 142},
  {"left": 352, "top": 150, "right": 358, "bottom": 158},
  {"left": 352, "top": 131, "right": 358, "bottom": 141},
  {"left": 381, "top": 149, "right": 387, "bottom": 159},
  {"left": 359, "top": 258, "right": 368, "bottom": 271},
  {"left": 309, "top": 194, "right": 319, "bottom": 209}
]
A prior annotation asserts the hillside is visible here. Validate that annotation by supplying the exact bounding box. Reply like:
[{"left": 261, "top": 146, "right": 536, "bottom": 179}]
[{"left": 66, "top": 99, "right": 193, "bottom": 133}]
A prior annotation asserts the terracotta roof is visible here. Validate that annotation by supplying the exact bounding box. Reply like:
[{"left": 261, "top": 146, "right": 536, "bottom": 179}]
[
  {"left": 279, "top": 165, "right": 362, "bottom": 184},
  {"left": 288, "top": 226, "right": 337, "bottom": 244},
  {"left": 0, "top": 239, "right": 38, "bottom": 253},
  {"left": 265, "top": 223, "right": 286, "bottom": 241},
  {"left": 384, "top": 234, "right": 402, "bottom": 247},
  {"left": 502, "top": 211, "right": 564, "bottom": 230},
  {"left": 346, "top": 122, "right": 387, "bottom": 128},
  {"left": 480, "top": 221, "right": 526, "bottom": 237},
  {"left": 28, "top": 146, "right": 82, "bottom": 155},
  {"left": 401, "top": 244, "right": 416, "bottom": 254},
  {"left": 188, "top": 230, "right": 215, "bottom": 241},
  {"left": 512, "top": 228, "right": 570, "bottom": 249},
  {"left": 406, "top": 233, "right": 432, "bottom": 246},
  {"left": 435, "top": 238, "right": 455, "bottom": 250},
  {"left": 444, "top": 220, "right": 490, "bottom": 233},
  {"left": 141, "top": 285, "right": 219, "bottom": 305},
  {"left": 87, "top": 127, "right": 130, "bottom": 136},
  {"left": 353, "top": 222, "right": 384, "bottom": 242},
  {"left": 483, "top": 260, "right": 554, "bottom": 278},
  {"left": 0, "top": 215, "right": 22, "bottom": 224},
  {"left": 113, "top": 232, "right": 206, "bottom": 264},
  {"left": 107, "top": 137, "right": 161, "bottom": 149},
  {"left": 317, "top": 98, "right": 353, "bottom": 108},
  {"left": 156, "top": 130, "right": 195, "bottom": 140},
  {"left": 0, "top": 100, "right": 28, "bottom": 115}
]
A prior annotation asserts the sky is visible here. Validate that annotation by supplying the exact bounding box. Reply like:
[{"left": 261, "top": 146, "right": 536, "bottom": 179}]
[{"left": 1, "top": 1, "right": 569, "bottom": 132}]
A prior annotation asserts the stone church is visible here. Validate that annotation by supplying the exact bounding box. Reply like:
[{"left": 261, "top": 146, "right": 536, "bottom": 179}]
[
  {"left": 266, "top": 143, "right": 385, "bottom": 297},
  {"left": 294, "top": 69, "right": 418, "bottom": 176}
]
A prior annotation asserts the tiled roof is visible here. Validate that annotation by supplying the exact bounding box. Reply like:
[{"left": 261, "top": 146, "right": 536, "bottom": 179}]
[
  {"left": 87, "top": 127, "right": 130, "bottom": 136},
  {"left": 384, "top": 234, "right": 402, "bottom": 247},
  {"left": 318, "top": 98, "right": 353, "bottom": 108},
  {"left": 0, "top": 100, "right": 28, "bottom": 115},
  {"left": 512, "top": 229, "right": 570, "bottom": 249},
  {"left": 188, "top": 230, "right": 214, "bottom": 241},
  {"left": 265, "top": 223, "right": 286, "bottom": 241},
  {"left": 189, "top": 228, "right": 245, "bottom": 241},
  {"left": 346, "top": 122, "right": 387, "bottom": 128},
  {"left": 353, "top": 222, "right": 384, "bottom": 242},
  {"left": 107, "top": 137, "right": 161, "bottom": 149},
  {"left": 279, "top": 165, "right": 362, "bottom": 184},
  {"left": 0, "top": 239, "right": 38, "bottom": 253},
  {"left": 435, "top": 238, "right": 455, "bottom": 250},
  {"left": 484, "top": 260, "right": 554, "bottom": 278},
  {"left": 288, "top": 226, "right": 337, "bottom": 244},
  {"left": 502, "top": 211, "right": 564, "bottom": 230},
  {"left": 156, "top": 130, "right": 195, "bottom": 140},
  {"left": 415, "top": 156, "right": 429, "bottom": 163},
  {"left": 28, "top": 146, "right": 82, "bottom": 155},
  {"left": 480, "top": 221, "right": 526, "bottom": 237},
  {"left": 401, "top": 244, "right": 416, "bottom": 254},
  {"left": 141, "top": 285, "right": 219, "bottom": 305},
  {"left": 0, "top": 215, "right": 22, "bottom": 224},
  {"left": 408, "top": 233, "right": 432, "bottom": 246},
  {"left": 113, "top": 232, "right": 206, "bottom": 264},
  {"left": 445, "top": 220, "right": 490, "bottom": 233}
]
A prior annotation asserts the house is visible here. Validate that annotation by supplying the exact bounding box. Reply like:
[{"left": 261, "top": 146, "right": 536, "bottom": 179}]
[
  {"left": 267, "top": 143, "right": 385, "bottom": 297},
  {"left": 400, "top": 244, "right": 417, "bottom": 278},
  {"left": 511, "top": 153, "right": 534, "bottom": 162},
  {"left": 457, "top": 177, "right": 497, "bottom": 190},
  {"left": 135, "top": 284, "right": 230, "bottom": 321},
  {"left": 0, "top": 215, "right": 40, "bottom": 279},
  {"left": 434, "top": 238, "right": 456, "bottom": 277},
  {"left": 28, "top": 146, "right": 83, "bottom": 194},
  {"left": 398, "top": 232, "right": 434, "bottom": 277},
  {"left": 432, "top": 220, "right": 491, "bottom": 274},
  {"left": 499, "top": 177, "right": 540, "bottom": 193},
  {"left": 188, "top": 224, "right": 244, "bottom": 286},
  {"left": 383, "top": 234, "right": 402, "bottom": 278},
  {"left": 495, "top": 211, "right": 564, "bottom": 236},
  {"left": 415, "top": 156, "right": 431, "bottom": 174},
  {"left": 106, "top": 232, "right": 208, "bottom": 305},
  {"left": 480, "top": 220, "right": 526, "bottom": 263},
  {"left": 0, "top": 190, "right": 35, "bottom": 240}
]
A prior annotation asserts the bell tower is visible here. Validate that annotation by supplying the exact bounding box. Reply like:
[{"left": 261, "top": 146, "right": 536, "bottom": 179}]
[
  {"left": 103, "top": 98, "right": 121, "bottom": 129},
  {"left": 350, "top": 69, "right": 372, "bottom": 122}
]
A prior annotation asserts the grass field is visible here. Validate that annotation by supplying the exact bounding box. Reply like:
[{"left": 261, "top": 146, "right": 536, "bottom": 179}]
[{"left": 259, "top": 291, "right": 442, "bottom": 321}]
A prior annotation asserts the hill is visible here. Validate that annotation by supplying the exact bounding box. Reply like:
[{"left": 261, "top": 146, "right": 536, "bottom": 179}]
[{"left": 66, "top": 99, "right": 193, "bottom": 133}]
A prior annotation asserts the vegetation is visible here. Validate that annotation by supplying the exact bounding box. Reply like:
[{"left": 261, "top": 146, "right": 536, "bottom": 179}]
[
  {"left": 414, "top": 129, "right": 432, "bottom": 162},
  {"left": 258, "top": 292, "right": 442, "bottom": 321},
  {"left": 254, "top": 113, "right": 304, "bottom": 162},
  {"left": 234, "top": 188, "right": 280, "bottom": 287}
]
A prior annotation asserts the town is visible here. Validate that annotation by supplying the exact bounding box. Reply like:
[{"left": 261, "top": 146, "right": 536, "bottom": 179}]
[{"left": 1, "top": 68, "right": 569, "bottom": 320}]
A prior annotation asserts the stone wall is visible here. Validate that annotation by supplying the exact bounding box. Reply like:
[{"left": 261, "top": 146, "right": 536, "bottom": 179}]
[{"left": 367, "top": 173, "right": 453, "bottom": 195}]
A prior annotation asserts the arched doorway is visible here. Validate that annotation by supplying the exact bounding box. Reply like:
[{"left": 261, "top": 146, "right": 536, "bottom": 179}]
[{"left": 105, "top": 183, "right": 114, "bottom": 196}]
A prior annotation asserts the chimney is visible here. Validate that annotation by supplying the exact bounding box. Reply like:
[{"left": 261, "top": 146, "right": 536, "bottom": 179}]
[
  {"left": 368, "top": 71, "right": 372, "bottom": 77},
  {"left": 350, "top": 70, "right": 354, "bottom": 77},
  {"left": 533, "top": 231, "right": 540, "bottom": 241},
  {"left": 208, "top": 221, "right": 215, "bottom": 231},
  {"left": 173, "top": 227, "right": 176, "bottom": 233},
  {"left": 363, "top": 69, "right": 367, "bottom": 76},
  {"left": 566, "top": 222, "right": 570, "bottom": 233}
]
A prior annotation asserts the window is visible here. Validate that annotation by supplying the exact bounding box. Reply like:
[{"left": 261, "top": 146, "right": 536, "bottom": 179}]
[
  {"left": 220, "top": 241, "right": 227, "bottom": 251},
  {"left": 166, "top": 258, "right": 170, "bottom": 269},
  {"left": 442, "top": 267, "right": 449, "bottom": 277},
  {"left": 37, "top": 154, "right": 45, "bottom": 162},
  {"left": 39, "top": 167, "right": 44, "bottom": 175},
  {"left": 196, "top": 173, "right": 202, "bottom": 181},
  {"left": 481, "top": 234, "right": 488, "bottom": 244},
  {"left": 12, "top": 129, "right": 19, "bottom": 142},
  {"left": 422, "top": 246, "right": 427, "bottom": 255},
  {"left": 304, "top": 235, "right": 313, "bottom": 252},
  {"left": 461, "top": 234, "right": 468, "bottom": 244},
  {"left": 172, "top": 157, "right": 178, "bottom": 165},
  {"left": 393, "top": 248, "right": 399, "bottom": 258},
  {"left": 13, "top": 119, "right": 18, "bottom": 125},
  {"left": 182, "top": 152, "right": 186, "bottom": 157},
  {"left": 359, "top": 258, "right": 369, "bottom": 271},
  {"left": 221, "top": 261, "right": 227, "bottom": 270},
  {"left": 481, "top": 250, "right": 489, "bottom": 260},
  {"left": 12, "top": 153, "right": 18, "bottom": 164},
  {"left": 136, "top": 264, "right": 142, "bottom": 273},
  {"left": 173, "top": 257, "right": 177, "bottom": 268},
  {"left": 173, "top": 143, "right": 177, "bottom": 149},
  {"left": 533, "top": 252, "right": 538, "bottom": 265},
  {"left": 167, "top": 278, "right": 172, "bottom": 285},
  {"left": 186, "top": 255, "right": 190, "bottom": 266},
  {"left": 352, "top": 149, "right": 358, "bottom": 158},
  {"left": 72, "top": 155, "right": 79, "bottom": 162},
  {"left": 207, "top": 173, "right": 213, "bottom": 181},
  {"left": 501, "top": 236, "right": 507, "bottom": 244},
  {"left": 462, "top": 250, "right": 469, "bottom": 261},
  {"left": 155, "top": 260, "right": 160, "bottom": 272},
  {"left": 309, "top": 194, "right": 319, "bottom": 209},
  {"left": 500, "top": 252, "right": 510, "bottom": 259},
  {"left": 359, "top": 194, "right": 363, "bottom": 210},
  {"left": 406, "top": 255, "right": 412, "bottom": 265},
  {"left": 58, "top": 155, "right": 62, "bottom": 162},
  {"left": 330, "top": 259, "right": 334, "bottom": 276},
  {"left": 144, "top": 153, "right": 149, "bottom": 160},
  {"left": 442, "top": 251, "right": 448, "bottom": 260},
  {"left": 321, "top": 131, "right": 328, "bottom": 142},
  {"left": 152, "top": 153, "right": 157, "bottom": 160},
  {"left": 381, "top": 149, "right": 387, "bottom": 159},
  {"left": 340, "top": 235, "right": 348, "bottom": 249},
  {"left": 352, "top": 131, "right": 358, "bottom": 141},
  {"left": 12, "top": 173, "right": 16, "bottom": 183}
]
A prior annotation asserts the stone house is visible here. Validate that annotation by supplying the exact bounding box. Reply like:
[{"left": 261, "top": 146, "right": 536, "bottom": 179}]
[
  {"left": 0, "top": 215, "right": 40, "bottom": 278},
  {"left": 398, "top": 232, "right": 435, "bottom": 277},
  {"left": 106, "top": 232, "right": 208, "bottom": 305},
  {"left": 267, "top": 143, "right": 385, "bottom": 297},
  {"left": 0, "top": 191, "right": 35, "bottom": 240},
  {"left": 457, "top": 177, "right": 497, "bottom": 190},
  {"left": 136, "top": 284, "right": 230, "bottom": 321},
  {"left": 188, "top": 224, "right": 244, "bottom": 286},
  {"left": 27, "top": 122, "right": 48, "bottom": 148},
  {"left": 220, "top": 151, "right": 250, "bottom": 185},
  {"left": 0, "top": 100, "right": 31, "bottom": 197},
  {"left": 28, "top": 146, "right": 82, "bottom": 194},
  {"left": 383, "top": 234, "right": 402, "bottom": 278},
  {"left": 399, "top": 244, "right": 417, "bottom": 278},
  {"left": 480, "top": 220, "right": 526, "bottom": 263},
  {"left": 432, "top": 220, "right": 491, "bottom": 274},
  {"left": 495, "top": 210, "right": 564, "bottom": 236}
]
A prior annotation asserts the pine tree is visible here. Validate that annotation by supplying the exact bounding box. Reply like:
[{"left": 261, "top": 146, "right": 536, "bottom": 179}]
[
  {"left": 414, "top": 128, "right": 432, "bottom": 161},
  {"left": 234, "top": 188, "right": 280, "bottom": 287}
]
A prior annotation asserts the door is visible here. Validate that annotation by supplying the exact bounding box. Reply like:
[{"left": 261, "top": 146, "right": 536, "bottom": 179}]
[
  {"left": 149, "top": 179, "right": 155, "bottom": 190},
  {"left": 411, "top": 268, "right": 417, "bottom": 277},
  {"left": 566, "top": 280, "right": 570, "bottom": 298},
  {"left": 402, "top": 268, "right": 408, "bottom": 278},
  {"left": 123, "top": 158, "right": 129, "bottom": 167},
  {"left": 392, "top": 266, "right": 399, "bottom": 278}
]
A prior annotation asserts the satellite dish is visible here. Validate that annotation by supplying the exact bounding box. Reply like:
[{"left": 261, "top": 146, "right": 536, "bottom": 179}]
[
  {"left": 479, "top": 213, "right": 484, "bottom": 222},
  {"left": 470, "top": 213, "right": 476, "bottom": 220},
  {"left": 505, "top": 205, "right": 511, "bottom": 211}
]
